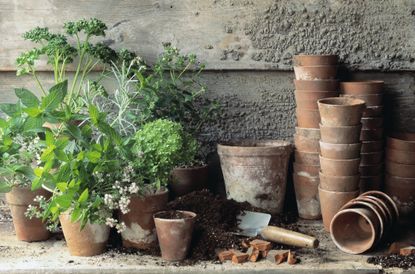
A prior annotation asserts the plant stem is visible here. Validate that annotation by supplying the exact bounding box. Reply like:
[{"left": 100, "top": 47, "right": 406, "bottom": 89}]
[{"left": 30, "top": 67, "right": 46, "bottom": 95}]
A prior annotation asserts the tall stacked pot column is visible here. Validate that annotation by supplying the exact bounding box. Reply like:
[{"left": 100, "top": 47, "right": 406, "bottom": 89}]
[
  {"left": 340, "top": 81, "right": 385, "bottom": 192},
  {"left": 292, "top": 55, "right": 339, "bottom": 220},
  {"left": 317, "top": 97, "right": 366, "bottom": 231}
]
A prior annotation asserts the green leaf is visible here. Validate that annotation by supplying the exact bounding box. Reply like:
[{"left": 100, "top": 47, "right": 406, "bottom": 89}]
[
  {"left": 56, "top": 182, "right": 68, "bottom": 192},
  {"left": 45, "top": 130, "right": 53, "bottom": 145},
  {"left": 31, "top": 177, "right": 42, "bottom": 190},
  {"left": 78, "top": 188, "right": 89, "bottom": 203},
  {"left": 88, "top": 105, "right": 99, "bottom": 124},
  {"left": 24, "top": 107, "right": 43, "bottom": 117},
  {"left": 40, "top": 80, "right": 67, "bottom": 111},
  {"left": 3, "top": 136, "right": 12, "bottom": 146},
  {"left": 0, "top": 182, "right": 12, "bottom": 193},
  {"left": 71, "top": 207, "right": 82, "bottom": 222},
  {"left": 15, "top": 88, "right": 39, "bottom": 107},
  {"left": 86, "top": 151, "right": 101, "bottom": 163},
  {"left": 15, "top": 166, "right": 36, "bottom": 181},
  {"left": 55, "top": 194, "right": 72, "bottom": 209},
  {"left": 66, "top": 124, "right": 82, "bottom": 140},
  {"left": 0, "top": 103, "right": 18, "bottom": 117},
  {"left": 0, "top": 118, "right": 8, "bottom": 129},
  {"left": 23, "top": 116, "right": 44, "bottom": 132}
]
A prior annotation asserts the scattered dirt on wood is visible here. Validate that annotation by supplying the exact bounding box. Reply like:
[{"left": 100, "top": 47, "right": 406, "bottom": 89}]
[{"left": 367, "top": 254, "right": 415, "bottom": 269}]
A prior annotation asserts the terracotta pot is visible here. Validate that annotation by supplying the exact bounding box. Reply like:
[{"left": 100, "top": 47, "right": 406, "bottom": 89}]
[
  {"left": 387, "top": 133, "right": 415, "bottom": 151},
  {"left": 119, "top": 189, "right": 169, "bottom": 249},
  {"left": 360, "top": 128, "right": 383, "bottom": 141},
  {"left": 293, "top": 54, "right": 338, "bottom": 66},
  {"left": 340, "top": 81, "right": 384, "bottom": 95},
  {"left": 296, "top": 109, "right": 320, "bottom": 128},
  {"left": 360, "top": 152, "right": 383, "bottom": 165},
  {"left": 170, "top": 165, "right": 209, "bottom": 198},
  {"left": 59, "top": 214, "right": 110, "bottom": 256},
  {"left": 295, "top": 127, "right": 321, "bottom": 140},
  {"left": 294, "top": 79, "right": 339, "bottom": 91},
  {"left": 154, "top": 210, "right": 196, "bottom": 261},
  {"left": 5, "top": 186, "right": 50, "bottom": 242},
  {"left": 319, "top": 123, "right": 362, "bottom": 144},
  {"left": 319, "top": 156, "right": 360, "bottom": 176},
  {"left": 385, "top": 148, "right": 415, "bottom": 165},
  {"left": 357, "top": 195, "right": 393, "bottom": 229},
  {"left": 295, "top": 150, "right": 320, "bottom": 165},
  {"left": 330, "top": 208, "right": 380, "bottom": 254},
  {"left": 294, "top": 65, "right": 338, "bottom": 80},
  {"left": 319, "top": 141, "right": 361, "bottom": 159},
  {"left": 318, "top": 97, "right": 365, "bottom": 126},
  {"left": 385, "top": 161, "right": 415, "bottom": 178},
  {"left": 361, "top": 190, "right": 400, "bottom": 222},
  {"left": 385, "top": 174, "right": 415, "bottom": 217},
  {"left": 341, "top": 94, "right": 383, "bottom": 107},
  {"left": 359, "top": 164, "right": 383, "bottom": 177},
  {"left": 294, "top": 163, "right": 320, "bottom": 177},
  {"left": 359, "top": 175, "right": 383, "bottom": 193},
  {"left": 217, "top": 140, "right": 292, "bottom": 214},
  {"left": 362, "top": 106, "right": 383, "bottom": 117},
  {"left": 294, "top": 134, "right": 320, "bottom": 153},
  {"left": 318, "top": 186, "right": 359, "bottom": 231},
  {"left": 361, "top": 118, "right": 383, "bottom": 129},
  {"left": 293, "top": 174, "right": 321, "bottom": 220},
  {"left": 319, "top": 172, "right": 360, "bottom": 192},
  {"left": 361, "top": 141, "right": 383, "bottom": 153},
  {"left": 295, "top": 91, "right": 339, "bottom": 109}
]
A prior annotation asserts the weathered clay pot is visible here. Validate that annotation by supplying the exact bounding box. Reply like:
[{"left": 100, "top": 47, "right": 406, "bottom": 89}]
[
  {"left": 359, "top": 164, "right": 383, "bottom": 177},
  {"left": 217, "top": 140, "right": 292, "bottom": 214},
  {"left": 362, "top": 106, "right": 383, "bottom": 117},
  {"left": 360, "top": 152, "right": 383, "bottom": 165},
  {"left": 319, "top": 123, "right": 362, "bottom": 144},
  {"left": 170, "top": 165, "right": 209, "bottom": 198},
  {"left": 385, "top": 148, "right": 415, "bottom": 165},
  {"left": 293, "top": 174, "right": 321, "bottom": 220},
  {"left": 294, "top": 163, "right": 320, "bottom": 177},
  {"left": 119, "top": 189, "right": 169, "bottom": 249},
  {"left": 319, "top": 141, "right": 361, "bottom": 159},
  {"left": 341, "top": 94, "right": 383, "bottom": 107},
  {"left": 359, "top": 175, "right": 383, "bottom": 193},
  {"left": 318, "top": 97, "right": 365, "bottom": 126},
  {"left": 358, "top": 195, "right": 392, "bottom": 229},
  {"left": 296, "top": 109, "right": 320, "bottom": 128},
  {"left": 361, "top": 141, "right": 383, "bottom": 153},
  {"left": 385, "top": 174, "right": 415, "bottom": 217},
  {"left": 330, "top": 208, "right": 380, "bottom": 254},
  {"left": 340, "top": 81, "right": 384, "bottom": 95},
  {"left": 293, "top": 55, "right": 338, "bottom": 66},
  {"left": 5, "top": 186, "right": 50, "bottom": 242},
  {"left": 154, "top": 210, "right": 196, "bottom": 261},
  {"left": 295, "top": 91, "right": 339, "bottom": 109},
  {"left": 294, "top": 65, "right": 338, "bottom": 80},
  {"left": 360, "top": 128, "right": 383, "bottom": 141},
  {"left": 295, "top": 127, "right": 320, "bottom": 139},
  {"left": 294, "top": 79, "right": 339, "bottom": 91},
  {"left": 318, "top": 186, "right": 359, "bottom": 231},
  {"left": 59, "top": 214, "right": 110, "bottom": 256},
  {"left": 385, "top": 161, "right": 415, "bottom": 178},
  {"left": 319, "top": 172, "right": 360, "bottom": 192},
  {"left": 319, "top": 156, "right": 360, "bottom": 176},
  {"left": 361, "top": 118, "right": 383, "bottom": 129},
  {"left": 295, "top": 150, "right": 320, "bottom": 165},
  {"left": 294, "top": 134, "right": 320, "bottom": 153},
  {"left": 387, "top": 133, "right": 415, "bottom": 151},
  {"left": 361, "top": 191, "right": 400, "bottom": 222}
]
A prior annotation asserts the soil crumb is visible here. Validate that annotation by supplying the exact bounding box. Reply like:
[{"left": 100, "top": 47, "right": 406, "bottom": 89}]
[{"left": 367, "top": 254, "right": 415, "bottom": 269}]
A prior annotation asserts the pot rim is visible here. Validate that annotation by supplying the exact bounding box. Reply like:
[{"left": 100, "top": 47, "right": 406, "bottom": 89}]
[
  {"left": 318, "top": 97, "right": 366, "bottom": 107},
  {"left": 294, "top": 54, "right": 338, "bottom": 58},
  {"left": 340, "top": 80, "right": 384, "bottom": 85},
  {"left": 385, "top": 172, "right": 415, "bottom": 182},
  {"left": 153, "top": 210, "right": 197, "bottom": 221},
  {"left": 342, "top": 94, "right": 383, "bottom": 98},
  {"left": 319, "top": 141, "right": 361, "bottom": 147},
  {"left": 361, "top": 191, "right": 399, "bottom": 220},
  {"left": 295, "top": 90, "right": 339, "bottom": 94},
  {"left": 365, "top": 106, "right": 383, "bottom": 110}
]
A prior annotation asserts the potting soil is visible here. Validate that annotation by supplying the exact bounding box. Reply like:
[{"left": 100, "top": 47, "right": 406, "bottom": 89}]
[{"left": 367, "top": 254, "right": 415, "bottom": 269}]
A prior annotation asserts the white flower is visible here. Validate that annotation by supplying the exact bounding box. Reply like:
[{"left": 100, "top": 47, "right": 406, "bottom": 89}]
[
  {"left": 119, "top": 196, "right": 130, "bottom": 214},
  {"left": 105, "top": 217, "right": 117, "bottom": 227},
  {"left": 104, "top": 194, "right": 115, "bottom": 209},
  {"left": 128, "top": 183, "right": 139, "bottom": 194},
  {"left": 115, "top": 222, "right": 126, "bottom": 233}
]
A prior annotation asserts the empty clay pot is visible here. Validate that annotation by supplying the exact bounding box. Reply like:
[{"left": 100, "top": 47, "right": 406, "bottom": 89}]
[
  {"left": 294, "top": 65, "right": 338, "bottom": 80},
  {"left": 385, "top": 161, "right": 415, "bottom": 178},
  {"left": 358, "top": 195, "right": 393, "bottom": 229},
  {"left": 318, "top": 97, "right": 366, "bottom": 126},
  {"left": 385, "top": 148, "right": 415, "bottom": 165},
  {"left": 362, "top": 106, "right": 383, "bottom": 117},
  {"left": 341, "top": 94, "right": 383, "bottom": 107},
  {"left": 294, "top": 79, "right": 339, "bottom": 91},
  {"left": 296, "top": 109, "right": 320, "bottom": 128},
  {"left": 361, "top": 141, "right": 384, "bottom": 153},
  {"left": 360, "top": 128, "right": 383, "bottom": 141},
  {"left": 293, "top": 54, "right": 338, "bottom": 66},
  {"left": 294, "top": 162, "right": 320, "bottom": 177},
  {"left": 319, "top": 123, "right": 362, "bottom": 144},
  {"left": 330, "top": 208, "right": 380, "bottom": 254},
  {"left": 293, "top": 174, "right": 321, "bottom": 220},
  {"left": 170, "top": 165, "right": 209, "bottom": 198},
  {"left": 295, "top": 150, "right": 320, "bottom": 165},
  {"left": 387, "top": 133, "right": 415, "bottom": 151},
  {"left": 385, "top": 174, "right": 415, "bottom": 217},
  {"left": 320, "top": 156, "right": 360, "bottom": 176},
  {"left": 361, "top": 191, "right": 400, "bottom": 222},
  {"left": 340, "top": 81, "right": 384, "bottom": 95},
  {"left": 294, "top": 134, "right": 320, "bottom": 153},
  {"left": 318, "top": 186, "right": 359, "bottom": 231},
  {"left": 359, "top": 175, "right": 383, "bottom": 193},
  {"left": 359, "top": 164, "right": 383, "bottom": 177},
  {"left": 59, "top": 214, "right": 110, "bottom": 256},
  {"left": 361, "top": 118, "right": 383, "bottom": 129},
  {"left": 154, "top": 210, "right": 196, "bottom": 261},
  {"left": 360, "top": 152, "right": 383, "bottom": 165},
  {"left": 319, "top": 141, "right": 361, "bottom": 159},
  {"left": 319, "top": 171, "right": 360, "bottom": 192},
  {"left": 295, "top": 127, "right": 321, "bottom": 140}
]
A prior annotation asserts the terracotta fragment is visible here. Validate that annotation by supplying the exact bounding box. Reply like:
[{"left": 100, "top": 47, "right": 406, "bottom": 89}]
[
  {"left": 266, "top": 250, "right": 289, "bottom": 264},
  {"left": 216, "top": 249, "right": 234, "bottom": 262},
  {"left": 247, "top": 247, "right": 261, "bottom": 262},
  {"left": 400, "top": 246, "right": 415, "bottom": 256},
  {"left": 250, "top": 239, "right": 272, "bottom": 251},
  {"left": 288, "top": 251, "right": 298, "bottom": 265},
  {"left": 231, "top": 250, "right": 249, "bottom": 264}
]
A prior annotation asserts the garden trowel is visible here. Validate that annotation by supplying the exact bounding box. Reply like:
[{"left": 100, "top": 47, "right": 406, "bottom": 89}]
[{"left": 236, "top": 211, "right": 319, "bottom": 248}]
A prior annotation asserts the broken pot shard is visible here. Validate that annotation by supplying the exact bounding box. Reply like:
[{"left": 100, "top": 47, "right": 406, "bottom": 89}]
[
  {"left": 250, "top": 239, "right": 272, "bottom": 251},
  {"left": 231, "top": 250, "right": 249, "bottom": 264},
  {"left": 216, "top": 249, "right": 234, "bottom": 262},
  {"left": 266, "top": 250, "right": 289, "bottom": 264},
  {"left": 288, "top": 250, "right": 298, "bottom": 265}
]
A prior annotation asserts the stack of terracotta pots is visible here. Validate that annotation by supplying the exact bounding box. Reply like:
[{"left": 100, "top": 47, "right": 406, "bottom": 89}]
[
  {"left": 331, "top": 191, "right": 399, "bottom": 254},
  {"left": 340, "top": 81, "right": 384, "bottom": 192},
  {"left": 292, "top": 55, "right": 339, "bottom": 220},
  {"left": 385, "top": 133, "right": 415, "bottom": 218},
  {"left": 317, "top": 97, "right": 366, "bottom": 231}
]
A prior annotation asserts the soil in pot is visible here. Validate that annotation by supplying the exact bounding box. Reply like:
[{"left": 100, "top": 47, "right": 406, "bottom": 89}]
[
  {"left": 294, "top": 134, "right": 320, "bottom": 153},
  {"left": 319, "top": 141, "right": 361, "bottom": 159},
  {"left": 294, "top": 79, "right": 338, "bottom": 91},
  {"left": 293, "top": 54, "right": 338, "bottom": 66},
  {"left": 319, "top": 123, "right": 362, "bottom": 144},
  {"left": 170, "top": 165, "right": 209, "bottom": 198},
  {"left": 294, "top": 65, "right": 338, "bottom": 80},
  {"left": 296, "top": 109, "right": 321, "bottom": 128},
  {"left": 340, "top": 81, "right": 384, "bottom": 95},
  {"left": 319, "top": 156, "right": 360, "bottom": 176},
  {"left": 293, "top": 174, "right": 321, "bottom": 220},
  {"left": 319, "top": 172, "right": 360, "bottom": 192},
  {"left": 318, "top": 97, "right": 365, "bottom": 126}
]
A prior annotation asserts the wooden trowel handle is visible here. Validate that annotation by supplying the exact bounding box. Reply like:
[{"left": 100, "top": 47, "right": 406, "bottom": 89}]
[{"left": 260, "top": 226, "right": 319, "bottom": 248}]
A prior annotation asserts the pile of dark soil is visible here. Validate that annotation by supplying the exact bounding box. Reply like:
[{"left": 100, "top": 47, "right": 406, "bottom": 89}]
[{"left": 367, "top": 254, "right": 415, "bottom": 269}]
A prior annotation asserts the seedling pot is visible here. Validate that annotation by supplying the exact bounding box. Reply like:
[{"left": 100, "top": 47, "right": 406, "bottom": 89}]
[
  {"left": 319, "top": 156, "right": 360, "bottom": 176},
  {"left": 319, "top": 141, "right": 361, "bottom": 159},
  {"left": 295, "top": 150, "right": 320, "bottom": 165},
  {"left": 293, "top": 54, "right": 338, "bottom": 66},
  {"left": 294, "top": 134, "right": 320, "bottom": 153},
  {"left": 340, "top": 81, "right": 384, "bottom": 95},
  {"left": 385, "top": 174, "right": 415, "bottom": 217},
  {"left": 361, "top": 141, "right": 383, "bottom": 153},
  {"left": 294, "top": 65, "right": 338, "bottom": 80},
  {"left": 361, "top": 191, "right": 399, "bottom": 223},
  {"left": 319, "top": 123, "right": 362, "bottom": 144},
  {"left": 296, "top": 109, "right": 320, "bottom": 128},
  {"left": 319, "top": 172, "right": 360, "bottom": 192},
  {"left": 170, "top": 165, "right": 209, "bottom": 198},
  {"left": 318, "top": 97, "right": 365, "bottom": 126},
  {"left": 294, "top": 79, "right": 338, "bottom": 91},
  {"left": 293, "top": 174, "right": 321, "bottom": 220},
  {"left": 295, "top": 127, "right": 321, "bottom": 140}
]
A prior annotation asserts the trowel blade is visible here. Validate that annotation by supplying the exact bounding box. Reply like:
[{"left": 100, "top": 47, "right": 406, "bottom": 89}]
[{"left": 236, "top": 211, "right": 271, "bottom": 237}]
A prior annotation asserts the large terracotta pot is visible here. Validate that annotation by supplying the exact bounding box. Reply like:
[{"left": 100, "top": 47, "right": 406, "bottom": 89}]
[
  {"left": 385, "top": 148, "right": 415, "bottom": 165},
  {"left": 170, "top": 165, "right": 209, "bottom": 198},
  {"left": 294, "top": 65, "right": 338, "bottom": 80},
  {"left": 295, "top": 150, "right": 320, "bottom": 165},
  {"left": 340, "top": 81, "right": 384, "bottom": 95},
  {"left": 295, "top": 91, "right": 339, "bottom": 110},
  {"left": 59, "top": 214, "right": 110, "bottom": 256},
  {"left": 294, "top": 134, "right": 320, "bottom": 153},
  {"left": 318, "top": 97, "right": 365, "bottom": 126},
  {"left": 319, "top": 141, "right": 361, "bottom": 159},
  {"left": 296, "top": 109, "right": 320, "bottom": 128},
  {"left": 387, "top": 133, "right": 415, "bottom": 151},
  {"left": 217, "top": 140, "right": 292, "bottom": 214},
  {"left": 362, "top": 106, "right": 383, "bottom": 117},
  {"left": 341, "top": 94, "right": 383, "bottom": 106},
  {"left": 293, "top": 55, "right": 338, "bottom": 66},
  {"left": 319, "top": 172, "right": 360, "bottom": 192},
  {"left": 319, "top": 156, "right": 360, "bottom": 176},
  {"left": 384, "top": 174, "right": 415, "bottom": 217},
  {"left": 5, "top": 186, "right": 50, "bottom": 242},
  {"left": 361, "top": 141, "right": 383, "bottom": 153},
  {"left": 294, "top": 79, "right": 338, "bottom": 91},
  {"left": 293, "top": 174, "right": 321, "bottom": 220},
  {"left": 319, "top": 123, "right": 362, "bottom": 144},
  {"left": 119, "top": 189, "right": 169, "bottom": 249}
]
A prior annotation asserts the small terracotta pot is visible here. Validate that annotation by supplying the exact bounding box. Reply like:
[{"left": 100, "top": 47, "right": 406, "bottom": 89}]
[
  {"left": 358, "top": 195, "right": 393, "bottom": 229},
  {"left": 361, "top": 141, "right": 383, "bottom": 153},
  {"left": 318, "top": 97, "right": 366, "bottom": 126},
  {"left": 295, "top": 127, "right": 320, "bottom": 140},
  {"left": 361, "top": 191, "right": 400, "bottom": 223},
  {"left": 359, "top": 175, "right": 383, "bottom": 193},
  {"left": 385, "top": 148, "right": 415, "bottom": 165},
  {"left": 294, "top": 162, "right": 320, "bottom": 177},
  {"left": 359, "top": 164, "right": 383, "bottom": 177},
  {"left": 319, "top": 156, "right": 360, "bottom": 176},
  {"left": 293, "top": 55, "right": 338, "bottom": 66},
  {"left": 170, "top": 165, "right": 209, "bottom": 198},
  {"left": 360, "top": 152, "right": 383, "bottom": 165},
  {"left": 59, "top": 214, "right": 110, "bottom": 256},
  {"left": 385, "top": 174, "right": 415, "bottom": 217},
  {"left": 387, "top": 133, "right": 415, "bottom": 151},
  {"left": 296, "top": 109, "right": 320, "bottom": 128},
  {"left": 360, "top": 128, "right": 383, "bottom": 141},
  {"left": 294, "top": 65, "right": 338, "bottom": 80},
  {"left": 361, "top": 118, "right": 383, "bottom": 129},
  {"left": 294, "top": 79, "right": 339, "bottom": 91},
  {"left": 154, "top": 210, "right": 196, "bottom": 261},
  {"left": 340, "top": 81, "right": 384, "bottom": 95},
  {"left": 294, "top": 134, "right": 320, "bottom": 153},
  {"left": 341, "top": 94, "right": 383, "bottom": 107},
  {"left": 330, "top": 208, "right": 380, "bottom": 254},
  {"left": 319, "top": 141, "right": 361, "bottom": 159},
  {"left": 5, "top": 186, "right": 51, "bottom": 242},
  {"left": 319, "top": 171, "right": 360, "bottom": 192},
  {"left": 362, "top": 106, "right": 383, "bottom": 117},
  {"left": 385, "top": 161, "right": 415, "bottom": 178},
  {"left": 295, "top": 150, "right": 320, "bottom": 165},
  {"left": 318, "top": 186, "right": 359, "bottom": 231},
  {"left": 319, "top": 123, "right": 362, "bottom": 144},
  {"left": 293, "top": 174, "right": 321, "bottom": 220}
]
